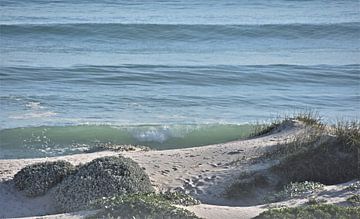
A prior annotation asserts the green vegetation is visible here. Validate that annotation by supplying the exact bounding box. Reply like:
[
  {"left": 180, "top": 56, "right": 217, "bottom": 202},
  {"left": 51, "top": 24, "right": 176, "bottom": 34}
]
[
  {"left": 273, "top": 137, "right": 359, "bottom": 185},
  {"left": 347, "top": 195, "right": 360, "bottom": 207},
  {"left": 294, "top": 111, "right": 323, "bottom": 127},
  {"left": 265, "top": 181, "right": 324, "bottom": 203},
  {"left": 250, "top": 111, "right": 323, "bottom": 137},
  {"left": 226, "top": 113, "right": 359, "bottom": 206},
  {"left": 254, "top": 205, "right": 360, "bottom": 219},
  {"left": 262, "top": 129, "right": 323, "bottom": 160},
  {"left": 271, "top": 118, "right": 359, "bottom": 185},
  {"left": 346, "top": 181, "right": 360, "bottom": 191},
  {"left": 89, "top": 193, "right": 201, "bottom": 219},
  {"left": 160, "top": 191, "right": 201, "bottom": 206},
  {"left": 306, "top": 197, "right": 327, "bottom": 205},
  {"left": 251, "top": 121, "right": 282, "bottom": 137},
  {"left": 53, "top": 156, "right": 154, "bottom": 212},
  {"left": 334, "top": 121, "right": 360, "bottom": 150},
  {"left": 13, "top": 160, "right": 76, "bottom": 197}
]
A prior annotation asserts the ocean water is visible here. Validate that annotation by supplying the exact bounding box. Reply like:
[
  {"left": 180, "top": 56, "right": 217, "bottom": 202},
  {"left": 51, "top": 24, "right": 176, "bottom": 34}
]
[{"left": 0, "top": 0, "right": 359, "bottom": 158}]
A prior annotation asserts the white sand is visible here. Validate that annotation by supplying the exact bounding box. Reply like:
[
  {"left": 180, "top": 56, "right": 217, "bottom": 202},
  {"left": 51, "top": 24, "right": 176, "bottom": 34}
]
[{"left": 0, "top": 120, "right": 357, "bottom": 218}]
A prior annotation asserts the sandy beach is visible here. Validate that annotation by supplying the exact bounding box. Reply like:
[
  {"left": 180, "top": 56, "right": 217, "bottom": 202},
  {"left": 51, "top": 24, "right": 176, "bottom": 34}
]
[{"left": 1, "top": 120, "right": 358, "bottom": 219}]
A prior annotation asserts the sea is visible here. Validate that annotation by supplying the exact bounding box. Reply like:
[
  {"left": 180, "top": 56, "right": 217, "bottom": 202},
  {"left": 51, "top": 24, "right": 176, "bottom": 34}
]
[{"left": 0, "top": 0, "right": 359, "bottom": 158}]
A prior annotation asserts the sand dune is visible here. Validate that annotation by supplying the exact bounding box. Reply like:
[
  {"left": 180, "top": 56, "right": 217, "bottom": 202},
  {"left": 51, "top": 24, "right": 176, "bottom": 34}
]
[{"left": 0, "top": 120, "right": 357, "bottom": 218}]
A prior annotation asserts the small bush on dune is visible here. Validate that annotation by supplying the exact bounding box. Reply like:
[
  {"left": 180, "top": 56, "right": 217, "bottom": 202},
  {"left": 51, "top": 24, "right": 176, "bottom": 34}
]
[
  {"left": 53, "top": 156, "right": 154, "bottom": 212},
  {"left": 265, "top": 181, "right": 324, "bottom": 203},
  {"left": 89, "top": 193, "right": 201, "bottom": 219},
  {"left": 13, "top": 160, "right": 76, "bottom": 197},
  {"left": 346, "top": 181, "right": 360, "bottom": 191},
  {"left": 347, "top": 195, "right": 360, "bottom": 207},
  {"left": 160, "top": 191, "right": 201, "bottom": 206},
  {"left": 254, "top": 204, "right": 360, "bottom": 219}
]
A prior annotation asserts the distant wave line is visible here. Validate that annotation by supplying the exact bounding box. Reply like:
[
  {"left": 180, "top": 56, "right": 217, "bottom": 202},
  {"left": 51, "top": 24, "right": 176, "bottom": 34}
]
[
  {"left": 1, "top": 22, "right": 359, "bottom": 40},
  {"left": 1, "top": 64, "right": 358, "bottom": 86}
]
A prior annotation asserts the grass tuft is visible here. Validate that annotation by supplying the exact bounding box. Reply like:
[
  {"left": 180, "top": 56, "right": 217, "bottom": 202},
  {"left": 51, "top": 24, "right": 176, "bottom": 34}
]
[
  {"left": 333, "top": 121, "right": 360, "bottom": 150},
  {"left": 251, "top": 120, "right": 283, "bottom": 137},
  {"left": 294, "top": 110, "right": 323, "bottom": 127},
  {"left": 250, "top": 110, "right": 324, "bottom": 138}
]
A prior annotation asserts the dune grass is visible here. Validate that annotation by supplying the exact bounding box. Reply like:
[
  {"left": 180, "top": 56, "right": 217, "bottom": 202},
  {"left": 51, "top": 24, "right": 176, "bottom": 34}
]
[
  {"left": 250, "top": 110, "right": 323, "bottom": 137},
  {"left": 251, "top": 120, "right": 283, "bottom": 137},
  {"left": 294, "top": 111, "right": 323, "bottom": 127},
  {"left": 272, "top": 119, "right": 359, "bottom": 185},
  {"left": 226, "top": 113, "right": 359, "bottom": 204},
  {"left": 333, "top": 121, "right": 360, "bottom": 150}
]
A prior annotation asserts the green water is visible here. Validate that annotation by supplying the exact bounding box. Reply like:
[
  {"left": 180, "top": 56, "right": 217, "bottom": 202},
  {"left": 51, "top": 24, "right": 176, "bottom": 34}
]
[{"left": 0, "top": 124, "right": 255, "bottom": 159}]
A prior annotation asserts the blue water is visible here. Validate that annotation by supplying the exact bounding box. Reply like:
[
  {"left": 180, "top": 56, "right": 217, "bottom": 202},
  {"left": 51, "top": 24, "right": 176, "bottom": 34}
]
[{"left": 0, "top": 0, "right": 359, "bottom": 158}]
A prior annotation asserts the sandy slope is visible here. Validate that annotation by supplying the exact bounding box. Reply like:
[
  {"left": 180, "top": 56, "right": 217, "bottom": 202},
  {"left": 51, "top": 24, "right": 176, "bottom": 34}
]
[{"left": 0, "top": 120, "right": 357, "bottom": 219}]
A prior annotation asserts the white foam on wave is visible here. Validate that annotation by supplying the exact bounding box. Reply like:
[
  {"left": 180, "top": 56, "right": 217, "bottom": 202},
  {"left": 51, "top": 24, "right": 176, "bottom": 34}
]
[
  {"left": 128, "top": 125, "right": 197, "bottom": 143},
  {"left": 10, "top": 111, "right": 57, "bottom": 119},
  {"left": 9, "top": 100, "right": 57, "bottom": 120},
  {"left": 25, "top": 101, "right": 44, "bottom": 110}
]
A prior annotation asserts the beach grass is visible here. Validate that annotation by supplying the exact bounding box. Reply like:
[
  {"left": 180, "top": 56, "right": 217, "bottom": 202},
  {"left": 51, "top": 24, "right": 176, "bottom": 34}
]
[
  {"left": 250, "top": 110, "right": 323, "bottom": 137},
  {"left": 272, "top": 121, "right": 359, "bottom": 185},
  {"left": 226, "top": 114, "right": 359, "bottom": 202}
]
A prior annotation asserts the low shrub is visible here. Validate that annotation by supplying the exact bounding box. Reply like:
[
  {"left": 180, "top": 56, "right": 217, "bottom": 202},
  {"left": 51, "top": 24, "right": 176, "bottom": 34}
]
[
  {"left": 346, "top": 181, "right": 360, "bottom": 191},
  {"left": 160, "top": 191, "right": 201, "bottom": 206},
  {"left": 53, "top": 156, "right": 154, "bottom": 212},
  {"left": 265, "top": 181, "right": 324, "bottom": 203},
  {"left": 347, "top": 195, "right": 360, "bottom": 207}
]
